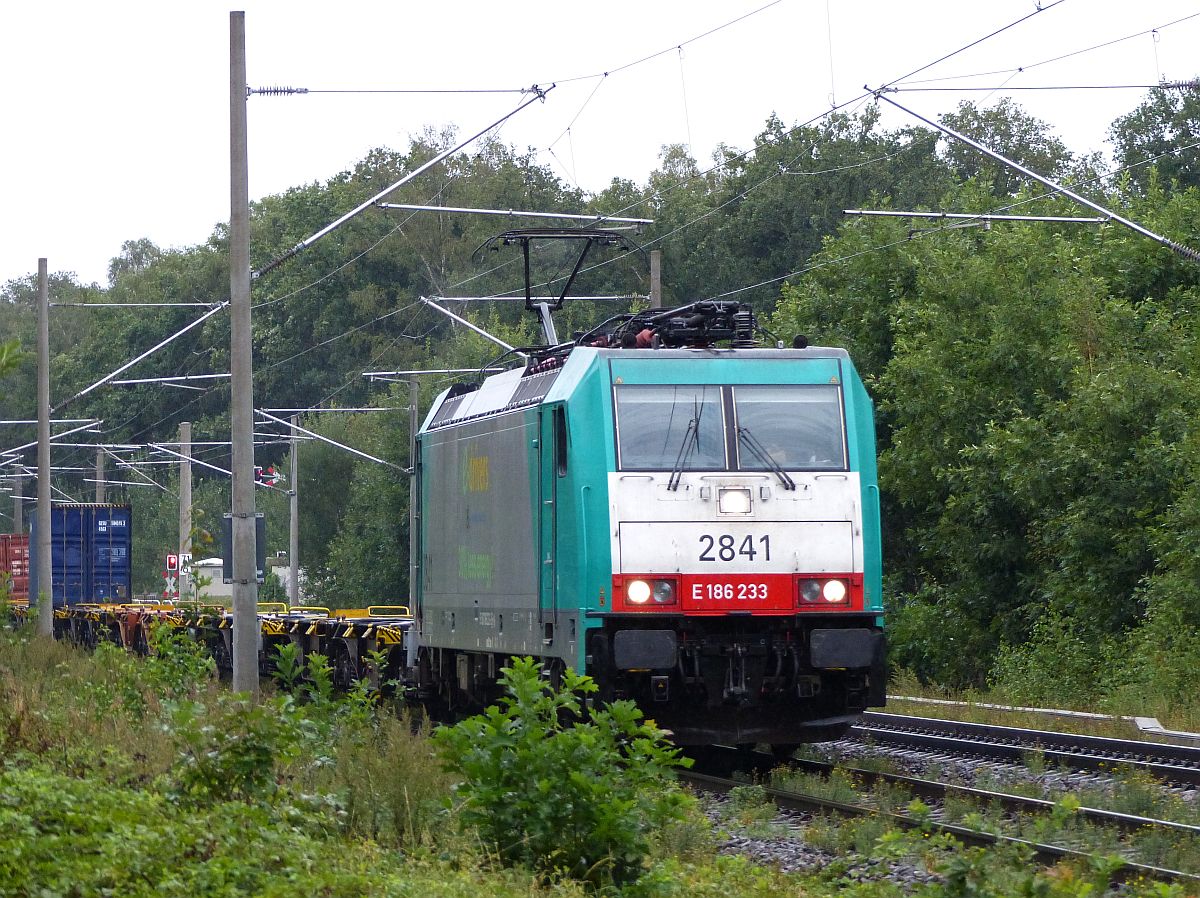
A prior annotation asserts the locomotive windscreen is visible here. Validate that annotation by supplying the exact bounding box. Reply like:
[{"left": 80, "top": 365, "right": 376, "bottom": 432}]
[
  {"left": 614, "top": 383, "right": 847, "bottom": 472},
  {"left": 614, "top": 384, "right": 725, "bottom": 470},
  {"left": 732, "top": 384, "right": 846, "bottom": 471}
]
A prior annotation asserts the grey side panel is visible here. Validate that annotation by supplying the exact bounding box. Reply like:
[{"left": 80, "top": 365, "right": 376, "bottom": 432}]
[{"left": 421, "top": 414, "right": 540, "bottom": 654}]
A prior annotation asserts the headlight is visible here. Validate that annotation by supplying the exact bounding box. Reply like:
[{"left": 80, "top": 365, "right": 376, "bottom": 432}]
[
  {"left": 627, "top": 580, "right": 652, "bottom": 604},
  {"left": 625, "top": 578, "right": 677, "bottom": 606},
  {"left": 798, "top": 578, "right": 849, "bottom": 605},
  {"left": 652, "top": 579, "right": 676, "bottom": 604},
  {"left": 718, "top": 488, "right": 752, "bottom": 514},
  {"left": 822, "top": 579, "right": 847, "bottom": 603}
]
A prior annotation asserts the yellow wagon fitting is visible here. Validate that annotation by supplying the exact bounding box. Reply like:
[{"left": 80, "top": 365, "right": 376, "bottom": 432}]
[
  {"left": 374, "top": 625, "right": 407, "bottom": 646},
  {"left": 288, "top": 605, "right": 330, "bottom": 617},
  {"left": 256, "top": 602, "right": 288, "bottom": 614},
  {"left": 367, "top": 605, "right": 412, "bottom": 618}
]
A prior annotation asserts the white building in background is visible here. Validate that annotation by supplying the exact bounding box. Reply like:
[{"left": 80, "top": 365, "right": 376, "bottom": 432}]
[{"left": 188, "top": 557, "right": 300, "bottom": 604}]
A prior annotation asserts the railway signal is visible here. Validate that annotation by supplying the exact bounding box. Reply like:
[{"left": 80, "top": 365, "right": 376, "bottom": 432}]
[{"left": 254, "top": 465, "right": 283, "bottom": 487}]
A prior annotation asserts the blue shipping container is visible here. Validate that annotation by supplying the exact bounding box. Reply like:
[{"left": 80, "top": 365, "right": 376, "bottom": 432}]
[{"left": 29, "top": 504, "right": 133, "bottom": 607}]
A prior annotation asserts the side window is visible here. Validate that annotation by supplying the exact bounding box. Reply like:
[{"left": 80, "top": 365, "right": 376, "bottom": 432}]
[{"left": 554, "top": 406, "right": 568, "bottom": 477}]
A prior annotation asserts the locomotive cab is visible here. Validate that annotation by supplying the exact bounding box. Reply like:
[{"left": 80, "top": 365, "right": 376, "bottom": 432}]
[{"left": 589, "top": 347, "right": 885, "bottom": 744}]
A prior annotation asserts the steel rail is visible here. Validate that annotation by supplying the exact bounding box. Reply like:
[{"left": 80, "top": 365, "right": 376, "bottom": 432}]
[
  {"left": 864, "top": 712, "right": 1200, "bottom": 761},
  {"left": 680, "top": 768, "right": 1197, "bottom": 887},
  {"left": 784, "top": 757, "right": 1200, "bottom": 839},
  {"left": 859, "top": 712, "right": 1200, "bottom": 783}
]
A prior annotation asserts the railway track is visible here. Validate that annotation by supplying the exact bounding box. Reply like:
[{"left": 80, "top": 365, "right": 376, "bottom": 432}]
[
  {"left": 782, "top": 755, "right": 1200, "bottom": 839},
  {"left": 854, "top": 712, "right": 1200, "bottom": 787},
  {"left": 681, "top": 758, "right": 1200, "bottom": 888}
]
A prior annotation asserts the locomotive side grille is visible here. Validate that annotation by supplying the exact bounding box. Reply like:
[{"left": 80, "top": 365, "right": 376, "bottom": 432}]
[
  {"left": 428, "top": 394, "right": 467, "bottom": 428},
  {"left": 507, "top": 369, "right": 561, "bottom": 409}
]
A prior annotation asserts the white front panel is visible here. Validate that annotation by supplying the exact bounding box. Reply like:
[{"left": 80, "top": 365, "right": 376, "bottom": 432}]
[
  {"left": 619, "top": 520, "right": 853, "bottom": 574},
  {"left": 608, "top": 471, "right": 863, "bottom": 575}
]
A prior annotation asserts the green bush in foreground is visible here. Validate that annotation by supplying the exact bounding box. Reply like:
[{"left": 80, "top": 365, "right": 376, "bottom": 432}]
[{"left": 434, "top": 657, "right": 695, "bottom": 889}]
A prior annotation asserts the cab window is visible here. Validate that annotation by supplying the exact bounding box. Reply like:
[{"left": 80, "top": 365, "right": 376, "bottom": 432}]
[
  {"left": 615, "top": 384, "right": 726, "bottom": 470},
  {"left": 733, "top": 384, "right": 846, "bottom": 471}
]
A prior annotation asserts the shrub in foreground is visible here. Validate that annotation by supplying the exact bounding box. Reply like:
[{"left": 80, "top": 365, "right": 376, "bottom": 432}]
[{"left": 434, "top": 657, "right": 694, "bottom": 888}]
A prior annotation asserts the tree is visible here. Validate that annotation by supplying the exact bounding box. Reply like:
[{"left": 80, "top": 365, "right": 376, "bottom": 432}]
[
  {"left": 1109, "top": 82, "right": 1200, "bottom": 193},
  {"left": 939, "top": 98, "right": 1073, "bottom": 197},
  {"left": 107, "top": 238, "right": 163, "bottom": 286}
]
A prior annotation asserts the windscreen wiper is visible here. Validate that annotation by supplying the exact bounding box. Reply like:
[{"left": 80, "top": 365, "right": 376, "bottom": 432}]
[
  {"left": 668, "top": 396, "right": 707, "bottom": 492},
  {"left": 737, "top": 427, "right": 797, "bottom": 491},
  {"left": 668, "top": 418, "right": 698, "bottom": 492}
]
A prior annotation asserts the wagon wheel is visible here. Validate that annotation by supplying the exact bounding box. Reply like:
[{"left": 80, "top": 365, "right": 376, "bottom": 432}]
[
  {"left": 770, "top": 743, "right": 801, "bottom": 761},
  {"left": 130, "top": 625, "right": 150, "bottom": 656},
  {"left": 79, "top": 620, "right": 98, "bottom": 651},
  {"left": 209, "top": 635, "right": 232, "bottom": 675},
  {"left": 330, "top": 642, "right": 360, "bottom": 690}
]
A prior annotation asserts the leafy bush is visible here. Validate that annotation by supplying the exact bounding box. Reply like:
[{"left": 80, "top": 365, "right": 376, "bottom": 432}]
[
  {"left": 988, "top": 610, "right": 1115, "bottom": 707},
  {"left": 144, "top": 622, "right": 217, "bottom": 701},
  {"left": 169, "top": 693, "right": 312, "bottom": 805},
  {"left": 935, "top": 844, "right": 1133, "bottom": 898},
  {"left": 433, "top": 657, "right": 694, "bottom": 888}
]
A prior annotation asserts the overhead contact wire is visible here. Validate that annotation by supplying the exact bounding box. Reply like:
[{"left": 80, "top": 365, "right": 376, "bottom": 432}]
[
  {"left": 706, "top": 137, "right": 1200, "bottom": 302},
  {"left": 898, "top": 11, "right": 1200, "bottom": 87},
  {"left": 880, "top": 0, "right": 1067, "bottom": 89}
]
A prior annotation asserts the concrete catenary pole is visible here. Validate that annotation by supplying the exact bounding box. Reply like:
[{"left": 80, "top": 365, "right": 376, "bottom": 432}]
[
  {"left": 179, "top": 421, "right": 192, "bottom": 599},
  {"left": 12, "top": 475, "right": 23, "bottom": 533},
  {"left": 229, "top": 11, "right": 259, "bottom": 695},
  {"left": 649, "top": 250, "right": 662, "bottom": 309},
  {"left": 407, "top": 377, "right": 420, "bottom": 669},
  {"left": 36, "top": 259, "right": 52, "bottom": 637},
  {"left": 95, "top": 448, "right": 105, "bottom": 503},
  {"left": 288, "top": 414, "right": 299, "bottom": 606},
  {"left": 407, "top": 379, "right": 419, "bottom": 606}
]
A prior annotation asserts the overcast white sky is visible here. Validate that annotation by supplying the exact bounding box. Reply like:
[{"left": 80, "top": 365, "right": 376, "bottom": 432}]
[{"left": 3, "top": 0, "right": 1197, "bottom": 288}]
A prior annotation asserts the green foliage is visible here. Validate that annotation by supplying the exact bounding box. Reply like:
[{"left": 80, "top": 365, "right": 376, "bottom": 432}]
[
  {"left": 775, "top": 158, "right": 1200, "bottom": 689},
  {"left": 169, "top": 693, "right": 310, "bottom": 805},
  {"left": 332, "top": 711, "right": 454, "bottom": 848},
  {"left": 270, "top": 640, "right": 305, "bottom": 690},
  {"left": 989, "top": 611, "right": 1114, "bottom": 707},
  {"left": 934, "top": 844, "right": 1135, "bottom": 898},
  {"left": 9, "top": 90, "right": 1200, "bottom": 715},
  {"left": 0, "top": 763, "right": 566, "bottom": 898},
  {"left": 304, "top": 650, "right": 335, "bottom": 704},
  {"left": 144, "top": 622, "right": 217, "bottom": 700},
  {"left": 723, "top": 784, "right": 777, "bottom": 828},
  {"left": 939, "top": 98, "right": 1075, "bottom": 197},
  {"left": 1109, "top": 83, "right": 1200, "bottom": 194},
  {"left": 433, "top": 657, "right": 694, "bottom": 888}
]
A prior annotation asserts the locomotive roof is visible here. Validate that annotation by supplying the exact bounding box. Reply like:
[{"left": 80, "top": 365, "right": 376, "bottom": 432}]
[{"left": 421, "top": 345, "right": 855, "bottom": 432}]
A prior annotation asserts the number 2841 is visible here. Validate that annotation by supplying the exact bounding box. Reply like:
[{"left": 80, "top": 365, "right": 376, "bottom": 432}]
[{"left": 698, "top": 534, "right": 771, "bottom": 562}]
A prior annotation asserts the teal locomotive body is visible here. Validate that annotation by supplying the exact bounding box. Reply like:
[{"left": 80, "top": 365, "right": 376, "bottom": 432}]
[{"left": 415, "top": 316, "right": 884, "bottom": 747}]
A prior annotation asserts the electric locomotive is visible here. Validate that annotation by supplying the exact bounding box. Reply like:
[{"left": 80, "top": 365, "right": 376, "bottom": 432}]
[{"left": 412, "top": 231, "right": 885, "bottom": 747}]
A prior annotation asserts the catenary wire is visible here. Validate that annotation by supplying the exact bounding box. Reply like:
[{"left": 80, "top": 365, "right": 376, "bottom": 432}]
[
  {"left": 892, "top": 82, "right": 1193, "bottom": 92},
  {"left": 704, "top": 137, "right": 1200, "bottom": 302},
  {"left": 22, "top": 1, "right": 1151, "bottom": 473},
  {"left": 897, "top": 11, "right": 1200, "bottom": 86},
  {"left": 542, "top": 0, "right": 786, "bottom": 86},
  {"left": 879, "top": 0, "right": 1068, "bottom": 89},
  {"left": 382, "top": 0, "right": 1065, "bottom": 300}
]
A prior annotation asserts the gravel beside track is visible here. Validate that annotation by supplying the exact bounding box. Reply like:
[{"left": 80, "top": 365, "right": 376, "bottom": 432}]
[{"left": 699, "top": 788, "right": 943, "bottom": 890}]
